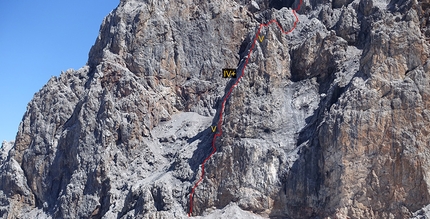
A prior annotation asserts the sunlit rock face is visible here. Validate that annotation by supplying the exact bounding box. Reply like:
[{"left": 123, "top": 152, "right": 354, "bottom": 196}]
[{"left": 2, "top": 0, "right": 430, "bottom": 218}]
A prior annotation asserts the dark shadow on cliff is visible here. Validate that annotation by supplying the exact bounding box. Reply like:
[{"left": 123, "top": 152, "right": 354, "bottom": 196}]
[
  {"left": 186, "top": 126, "right": 216, "bottom": 173},
  {"left": 186, "top": 72, "right": 241, "bottom": 175},
  {"left": 186, "top": 29, "right": 255, "bottom": 181},
  {"left": 275, "top": 68, "right": 366, "bottom": 218},
  {"left": 270, "top": 0, "right": 295, "bottom": 10},
  {"left": 277, "top": 91, "right": 326, "bottom": 218},
  {"left": 40, "top": 99, "right": 84, "bottom": 216}
]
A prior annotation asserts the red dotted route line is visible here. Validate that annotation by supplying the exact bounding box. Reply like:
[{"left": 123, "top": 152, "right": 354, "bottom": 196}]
[{"left": 188, "top": 2, "right": 302, "bottom": 216}]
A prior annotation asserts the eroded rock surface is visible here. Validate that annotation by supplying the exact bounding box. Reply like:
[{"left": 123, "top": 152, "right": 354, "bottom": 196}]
[{"left": 2, "top": 0, "right": 430, "bottom": 218}]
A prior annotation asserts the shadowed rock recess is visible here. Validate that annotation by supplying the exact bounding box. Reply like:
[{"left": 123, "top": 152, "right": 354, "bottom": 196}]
[{"left": 3, "top": 0, "right": 430, "bottom": 218}]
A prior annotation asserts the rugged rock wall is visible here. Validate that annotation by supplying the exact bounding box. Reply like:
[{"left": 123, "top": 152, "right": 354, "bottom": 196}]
[{"left": 2, "top": 0, "right": 430, "bottom": 218}]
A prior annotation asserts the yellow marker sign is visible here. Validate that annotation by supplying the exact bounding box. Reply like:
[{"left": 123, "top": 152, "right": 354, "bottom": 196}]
[
  {"left": 211, "top": 126, "right": 217, "bottom": 132},
  {"left": 222, "top": 69, "right": 237, "bottom": 78},
  {"left": 258, "top": 35, "right": 264, "bottom": 42}
]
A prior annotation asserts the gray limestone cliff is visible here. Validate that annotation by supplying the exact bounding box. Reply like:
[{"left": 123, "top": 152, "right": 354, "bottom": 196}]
[{"left": 2, "top": 0, "right": 430, "bottom": 218}]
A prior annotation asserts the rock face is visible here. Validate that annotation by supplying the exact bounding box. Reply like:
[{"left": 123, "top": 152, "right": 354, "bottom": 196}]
[
  {"left": 0, "top": 141, "right": 13, "bottom": 165},
  {"left": 2, "top": 0, "right": 430, "bottom": 218}
]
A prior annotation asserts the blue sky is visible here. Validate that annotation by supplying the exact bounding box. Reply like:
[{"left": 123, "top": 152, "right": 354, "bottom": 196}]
[{"left": 0, "top": 1, "right": 119, "bottom": 142}]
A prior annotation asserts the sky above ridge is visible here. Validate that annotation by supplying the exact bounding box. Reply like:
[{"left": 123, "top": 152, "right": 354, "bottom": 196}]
[{"left": 0, "top": 0, "right": 119, "bottom": 142}]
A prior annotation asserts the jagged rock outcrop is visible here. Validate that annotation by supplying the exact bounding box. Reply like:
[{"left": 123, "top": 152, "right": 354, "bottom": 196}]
[
  {"left": 0, "top": 141, "right": 13, "bottom": 165},
  {"left": 2, "top": 0, "right": 430, "bottom": 218}
]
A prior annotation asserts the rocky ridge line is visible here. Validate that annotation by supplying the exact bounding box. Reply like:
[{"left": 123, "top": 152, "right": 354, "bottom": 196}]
[{"left": 2, "top": 0, "right": 430, "bottom": 218}]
